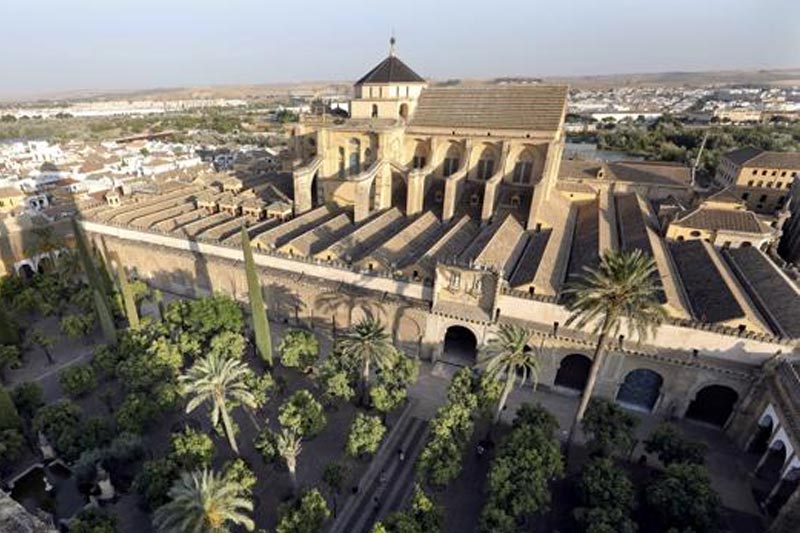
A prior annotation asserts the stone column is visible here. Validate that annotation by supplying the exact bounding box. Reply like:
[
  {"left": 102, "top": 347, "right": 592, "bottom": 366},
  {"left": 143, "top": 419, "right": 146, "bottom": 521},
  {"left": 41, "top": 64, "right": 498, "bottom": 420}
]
[{"left": 406, "top": 170, "right": 425, "bottom": 216}]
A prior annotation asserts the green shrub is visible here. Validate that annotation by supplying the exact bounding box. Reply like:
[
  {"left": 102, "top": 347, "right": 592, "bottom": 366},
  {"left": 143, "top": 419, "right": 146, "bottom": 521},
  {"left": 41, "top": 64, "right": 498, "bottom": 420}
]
[
  {"left": 169, "top": 427, "right": 214, "bottom": 470},
  {"left": 254, "top": 427, "right": 279, "bottom": 464},
  {"left": 59, "top": 364, "right": 98, "bottom": 397},
  {"left": 278, "top": 390, "right": 326, "bottom": 438},
  {"left": 278, "top": 329, "right": 319, "bottom": 371},
  {"left": 275, "top": 489, "right": 331, "bottom": 533},
  {"left": 346, "top": 413, "right": 386, "bottom": 458},
  {"left": 645, "top": 424, "right": 707, "bottom": 466},
  {"left": 69, "top": 507, "right": 117, "bottom": 533}
]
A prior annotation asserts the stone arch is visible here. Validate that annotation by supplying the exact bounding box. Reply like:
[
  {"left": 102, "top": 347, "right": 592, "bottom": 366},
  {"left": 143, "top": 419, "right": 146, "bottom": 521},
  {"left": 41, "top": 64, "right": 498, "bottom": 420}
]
[
  {"left": 685, "top": 384, "right": 739, "bottom": 427},
  {"left": 412, "top": 140, "right": 429, "bottom": 170},
  {"left": 396, "top": 314, "right": 422, "bottom": 356},
  {"left": 442, "top": 324, "right": 478, "bottom": 366},
  {"left": 749, "top": 414, "right": 775, "bottom": 454},
  {"left": 348, "top": 138, "right": 361, "bottom": 176},
  {"left": 510, "top": 146, "right": 536, "bottom": 184},
  {"left": 766, "top": 465, "right": 800, "bottom": 516},
  {"left": 554, "top": 353, "right": 592, "bottom": 393},
  {"left": 443, "top": 142, "right": 463, "bottom": 177},
  {"left": 37, "top": 255, "right": 54, "bottom": 274},
  {"left": 16, "top": 261, "right": 36, "bottom": 279},
  {"left": 476, "top": 144, "right": 498, "bottom": 180},
  {"left": 371, "top": 104, "right": 378, "bottom": 118},
  {"left": 616, "top": 368, "right": 663, "bottom": 412},
  {"left": 756, "top": 439, "right": 788, "bottom": 489}
]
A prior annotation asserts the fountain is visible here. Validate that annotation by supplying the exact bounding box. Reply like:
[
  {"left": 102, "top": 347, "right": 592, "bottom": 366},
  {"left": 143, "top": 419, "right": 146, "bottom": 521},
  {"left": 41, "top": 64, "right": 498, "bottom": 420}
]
[{"left": 7, "top": 461, "right": 86, "bottom": 524}]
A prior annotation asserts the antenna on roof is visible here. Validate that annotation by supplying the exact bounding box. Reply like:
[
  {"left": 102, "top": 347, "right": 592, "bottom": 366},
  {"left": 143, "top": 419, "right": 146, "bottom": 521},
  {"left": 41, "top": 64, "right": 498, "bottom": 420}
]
[{"left": 389, "top": 31, "right": 396, "bottom": 57}]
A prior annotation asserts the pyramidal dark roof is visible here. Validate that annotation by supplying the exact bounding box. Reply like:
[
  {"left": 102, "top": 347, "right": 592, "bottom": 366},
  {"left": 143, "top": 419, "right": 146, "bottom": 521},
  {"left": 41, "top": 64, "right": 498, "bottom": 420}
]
[{"left": 355, "top": 55, "right": 425, "bottom": 85}]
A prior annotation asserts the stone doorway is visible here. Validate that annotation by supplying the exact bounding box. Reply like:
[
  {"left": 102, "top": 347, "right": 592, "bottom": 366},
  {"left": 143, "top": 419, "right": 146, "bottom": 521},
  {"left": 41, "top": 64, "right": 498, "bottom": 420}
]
[{"left": 441, "top": 326, "right": 477, "bottom": 367}]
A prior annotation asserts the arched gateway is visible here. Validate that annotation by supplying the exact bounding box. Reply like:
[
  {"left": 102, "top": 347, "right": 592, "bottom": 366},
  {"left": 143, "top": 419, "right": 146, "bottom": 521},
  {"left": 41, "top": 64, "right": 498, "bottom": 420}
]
[
  {"left": 685, "top": 384, "right": 738, "bottom": 427},
  {"left": 616, "top": 368, "right": 663, "bottom": 412},
  {"left": 442, "top": 325, "right": 477, "bottom": 366},
  {"left": 554, "top": 354, "right": 591, "bottom": 392}
]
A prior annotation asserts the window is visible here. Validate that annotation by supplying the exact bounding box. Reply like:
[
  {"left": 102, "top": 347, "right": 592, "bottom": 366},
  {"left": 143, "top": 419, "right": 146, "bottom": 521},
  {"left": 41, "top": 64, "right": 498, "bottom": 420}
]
[
  {"left": 477, "top": 158, "right": 495, "bottom": 180},
  {"left": 757, "top": 181, "right": 764, "bottom": 187},
  {"left": 338, "top": 147, "right": 345, "bottom": 178},
  {"left": 435, "top": 191, "right": 443, "bottom": 203},
  {"left": 511, "top": 196, "right": 520, "bottom": 208},
  {"left": 470, "top": 194, "right": 480, "bottom": 206},
  {"left": 762, "top": 170, "right": 767, "bottom": 176},
  {"left": 742, "top": 192, "right": 750, "bottom": 200},
  {"left": 751, "top": 169, "right": 758, "bottom": 175},
  {"left": 371, "top": 104, "right": 378, "bottom": 118},
  {"left": 472, "top": 278, "right": 483, "bottom": 292},
  {"left": 747, "top": 180, "right": 754, "bottom": 186},
  {"left": 767, "top": 182, "right": 773, "bottom": 188},
  {"left": 760, "top": 194, "right": 767, "bottom": 202},
  {"left": 443, "top": 158, "right": 459, "bottom": 177},
  {"left": 781, "top": 171, "right": 787, "bottom": 177},
  {"left": 513, "top": 150, "right": 535, "bottom": 184},
  {"left": 690, "top": 230, "right": 702, "bottom": 237},
  {"left": 412, "top": 156, "right": 427, "bottom": 169},
  {"left": 443, "top": 144, "right": 462, "bottom": 177},
  {"left": 772, "top": 171, "right": 777, "bottom": 176},
  {"left": 449, "top": 271, "right": 461, "bottom": 290},
  {"left": 399, "top": 103, "right": 408, "bottom": 119}
]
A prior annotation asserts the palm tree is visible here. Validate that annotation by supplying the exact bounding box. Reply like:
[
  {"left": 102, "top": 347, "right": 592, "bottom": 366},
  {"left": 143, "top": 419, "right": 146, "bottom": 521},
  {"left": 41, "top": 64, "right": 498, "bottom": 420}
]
[
  {"left": 276, "top": 428, "right": 302, "bottom": 494},
  {"left": 564, "top": 249, "right": 666, "bottom": 446},
  {"left": 337, "top": 317, "right": 396, "bottom": 405},
  {"left": 478, "top": 324, "right": 541, "bottom": 424},
  {"left": 153, "top": 469, "right": 254, "bottom": 533},
  {"left": 181, "top": 351, "right": 257, "bottom": 455}
]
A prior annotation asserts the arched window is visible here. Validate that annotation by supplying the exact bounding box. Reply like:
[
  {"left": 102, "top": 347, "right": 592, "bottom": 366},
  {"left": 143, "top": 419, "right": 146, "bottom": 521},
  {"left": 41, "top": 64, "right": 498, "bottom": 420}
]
[
  {"left": 348, "top": 138, "right": 361, "bottom": 176},
  {"left": 371, "top": 104, "right": 378, "bottom": 118},
  {"left": 338, "top": 147, "right": 345, "bottom": 178},
  {"left": 476, "top": 146, "right": 497, "bottom": 180},
  {"left": 513, "top": 150, "right": 535, "bottom": 184},
  {"left": 399, "top": 103, "right": 408, "bottom": 119},
  {"left": 412, "top": 141, "right": 428, "bottom": 170},
  {"left": 443, "top": 143, "right": 462, "bottom": 177}
]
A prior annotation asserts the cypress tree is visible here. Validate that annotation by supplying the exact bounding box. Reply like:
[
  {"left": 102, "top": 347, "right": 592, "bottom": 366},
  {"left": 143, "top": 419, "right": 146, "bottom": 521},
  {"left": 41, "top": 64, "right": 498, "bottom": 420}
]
[
  {"left": 241, "top": 227, "right": 272, "bottom": 365},
  {"left": 115, "top": 258, "right": 140, "bottom": 329},
  {"left": 71, "top": 218, "right": 117, "bottom": 345}
]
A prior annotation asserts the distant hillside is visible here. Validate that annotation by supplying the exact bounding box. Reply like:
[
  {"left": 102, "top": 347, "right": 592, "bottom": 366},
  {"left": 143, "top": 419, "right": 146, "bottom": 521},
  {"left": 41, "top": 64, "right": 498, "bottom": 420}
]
[{"left": 4, "top": 68, "right": 799, "bottom": 105}]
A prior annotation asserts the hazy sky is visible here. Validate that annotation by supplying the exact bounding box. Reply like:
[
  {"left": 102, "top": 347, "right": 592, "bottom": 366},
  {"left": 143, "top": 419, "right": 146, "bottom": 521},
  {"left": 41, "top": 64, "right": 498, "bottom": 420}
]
[{"left": 2, "top": 0, "right": 798, "bottom": 97}]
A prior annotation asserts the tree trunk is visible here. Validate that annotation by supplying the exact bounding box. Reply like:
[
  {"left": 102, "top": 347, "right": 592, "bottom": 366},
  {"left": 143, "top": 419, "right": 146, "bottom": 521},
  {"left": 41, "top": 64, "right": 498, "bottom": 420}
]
[
  {"left": 493, "top": 373, "right": 514, "bottom": 425},
  {"left": 360, "top": 359, "right": 370, "bottom": 406},
  {"left": 219, "top": 400, "right": 240, "bottom": 455},
  {"left": 288, "top": 465, "right": 298, "bottom": 494},
  {"left": 566, "top": 331, "right": 607, "bottom": 454}
]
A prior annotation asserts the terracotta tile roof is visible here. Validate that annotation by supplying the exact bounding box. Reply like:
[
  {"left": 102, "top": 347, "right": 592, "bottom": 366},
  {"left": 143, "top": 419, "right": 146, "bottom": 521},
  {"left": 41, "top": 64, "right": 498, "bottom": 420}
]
[
  {"left": 673, "top": 207, "right": 766, "bottom": 234},
  {"left": 724, "top": 246, "right": 800, "bottom": 338},
  {"left": 559, "top": 159, "right": 691, "bottom": 187},
  {"left": 509, "top": 229, "right": 551, "bottom": 288},
  {"left": 724, "top": 147, "right": 800, "bottom": 169},
  {"left": 670, "top": 240, "right": 744, "bottom": 323},
  {"left": 355, "top": 55, "right": 425, "bottom": 85},
  {"left": 410, "top": 85, "right": 568, "bottom": 132}
]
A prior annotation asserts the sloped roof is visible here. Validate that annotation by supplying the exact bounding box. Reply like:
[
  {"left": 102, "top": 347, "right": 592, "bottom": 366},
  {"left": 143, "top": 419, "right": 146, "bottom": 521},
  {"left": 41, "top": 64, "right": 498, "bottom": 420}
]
[
  {"left": 558, "top": 159, "right": 691, "bottom": 187},
  {"left": 673, "top": 207, "right": 766, "bottom": 234},
  {"left": 724, "top": 146, "right": 800, "bottom": 169},
  {"left": 670, "top": 240, "right": 744, "bottom": 324},
  {"left": 409, "top": 85, "right": 568, "bottom": 132},
  {"left": 724, "top": 246, "right": 800, "bottom": 338},
  {"left": 355, "top": 55, "right": 425, "bottom": 85}
]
